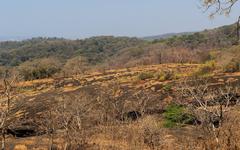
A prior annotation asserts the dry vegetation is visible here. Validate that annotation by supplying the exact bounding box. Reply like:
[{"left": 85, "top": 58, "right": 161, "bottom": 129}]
[
  {"left": 0, "top": 62, "right": 240, "bottom": 150},
  {"left": 1, "top": 1, "right": 240, "bottom": 149}
]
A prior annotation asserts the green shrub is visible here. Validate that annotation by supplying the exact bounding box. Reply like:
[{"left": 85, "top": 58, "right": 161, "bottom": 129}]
[
  {"left": 224, "top": 58, "right": 240, "bottom": 73},
  {"left": 138, "top": 72, "right": 154, "bottom": 80},
  {"left": 162, "top": 84, "right": 172, "bottom": 91},
  {"left": 163, "top": 104, "right": 196, "bottom": 128},
  {"left": 192, "top": 61, "right": 216, "bottom": 77},
  {"left": 154, "top": 70, "right": 175, "bottom": 81},
  {"left": 19, "top": 58, "right": 61, "bottom": 80}
]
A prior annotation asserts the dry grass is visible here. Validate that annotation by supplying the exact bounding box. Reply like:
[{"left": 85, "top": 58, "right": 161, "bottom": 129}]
[{"left": 2, "top": 63, "right": 240, "bottom": 150}]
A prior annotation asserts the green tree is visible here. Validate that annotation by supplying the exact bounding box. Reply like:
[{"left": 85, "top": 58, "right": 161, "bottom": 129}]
[{"left": 18, "top": 57, "right": 61, "bottom": 80}]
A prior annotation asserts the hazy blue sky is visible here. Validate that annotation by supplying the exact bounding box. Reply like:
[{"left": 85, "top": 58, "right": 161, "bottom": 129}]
[{"left": 0, "top": 0, "right": 240, "bottom": 39}]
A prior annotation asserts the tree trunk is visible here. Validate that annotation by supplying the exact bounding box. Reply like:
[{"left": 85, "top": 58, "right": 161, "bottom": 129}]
[
  {"left": 1, "top": 132, "right": 5, "bottom": 150},
  {"left": 219, "top": 103, "right": 223, "bottom": 127},
  {"left": 237, "top": 16, "right": 240, "bottom": 44},
  {"left": 7, "top": 97, "right": 10, "bottom": 113},
  {"left": 159, "top": 53, "right": 162, "bottom": 64},
  {"left": 49, "top": 133, "right": 53, "bottom": 150},
  {"left": 64, "top": 142, "right": 68, "bottom": 150}
]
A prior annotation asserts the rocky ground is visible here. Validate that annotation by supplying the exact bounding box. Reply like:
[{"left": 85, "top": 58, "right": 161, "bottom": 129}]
[{"left": 1, "top": 64, "right": 240, "bottom": 150}]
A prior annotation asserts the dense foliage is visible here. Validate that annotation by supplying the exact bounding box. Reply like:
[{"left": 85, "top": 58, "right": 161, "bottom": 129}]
[
  {"left": 0, "top": 23, "right": 238, "bottom": 67},
  {"left": 163, "top": 104, "right": 196, "bottom": 128},
  {"left": 0, "top": 36, "right": 143, "bottom": 66},
  {"left": 155, "top": 24, "right": 238, "bottom": 49},
  {"left": 0, "top": 23, "right": 239, "bottom": 80},
  {"left": 18, "top": 58, "right": 62, "bottom": 80}
]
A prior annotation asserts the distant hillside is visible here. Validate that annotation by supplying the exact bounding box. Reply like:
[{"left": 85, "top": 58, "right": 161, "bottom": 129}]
[
  {"left": 156, "top": 23, "right": 238, "bottom": 49},
  {"left": 0, "top": 23, "right": 238, "bottom": 68},
  {"left": 0, "top": 36, "right": 144, "bottom": 66},
  {"left": 0, "top": 36, "right": 29, "bottom": 42},
  {"left": 143, "top": 32, "right": 194, "bottom": 41}
]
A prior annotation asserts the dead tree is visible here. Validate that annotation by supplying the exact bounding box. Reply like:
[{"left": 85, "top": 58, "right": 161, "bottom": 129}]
[
  {"left": 0, "top": 110, "right": 7, "bottom": 150},
  {"left": 97, "top": 83, "right": 125, "bottom": 123},
  {"left": 2, "top": 70, "right": 17, "bottom": 113},
  {"left": 0, "top": 70, "right": 19, "bottom": 150},
  {"left": 237, "top": 16, "right": 240, "bottom": 44},
  {"left": 46, "top": 109, "right": 57, "bottom": 150},
  {"left": 0, "top": 96, "right": 26, "bottom": 150},
  {"left": 201, "top": 0, "right": 239, "bottom": 17},
  {"left": 134, "top": 90, "right": 150, "bottom": 116},
  {"left": 178, "top": 77, "right": 239, "bottom": 148},
  {"left": 53, "top": 93, "right": 98, "bottom": 149}
]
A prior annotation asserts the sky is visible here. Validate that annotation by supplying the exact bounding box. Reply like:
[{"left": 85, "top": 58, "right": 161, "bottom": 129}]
[{"left": 0, "top": 0, "right": 240, "bottom": 39}]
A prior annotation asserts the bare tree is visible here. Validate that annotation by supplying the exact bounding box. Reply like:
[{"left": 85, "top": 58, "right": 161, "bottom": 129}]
[
  {"left": 3, "top": 70, "right": 17, "bottom": 112},
  {"left": 237, "top": 16, "right": 240, "bottom": 43},
  {"left": 179, "top": 77, "right": 240, "bottom": 149},
  {"left": 0, "top": 97, "right": 26, "bottom": 150},
  {"left": 96, "top": 83, "right": 126, "bottom": 123},
  {"left": 57, "top": 96, "right": 82, "bottom": 149},
  {"left": 201, "top": 0, "right": 239, "bottom": 16},
  {"left": 39, "top": 108, "right": 58, "bottom": 150},
  {"left": 52, "top": 92, "right": 99, "bottom": 150},
  {"left": 0, "top": 109, "right": 7, "bottom": 150},
  {"left": 0, "top": 70, "right": 19, "bottom": 150},
  {"left": 63, "top": 56, "right": 89, "bottom": 77}
]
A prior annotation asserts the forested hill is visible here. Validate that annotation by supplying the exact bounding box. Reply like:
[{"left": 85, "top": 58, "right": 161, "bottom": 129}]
[
  {"left": 155, "top": 23, "right": 237, "bottom": 49},
  {"left": 142, "top": 32, "right": 194, "bottom": 41},
  {"left": 0, "top": 23, "right": 238, "bottom": 67},
  {"left": 0, "top": 36, "right": 144, "bottom": 66}
]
